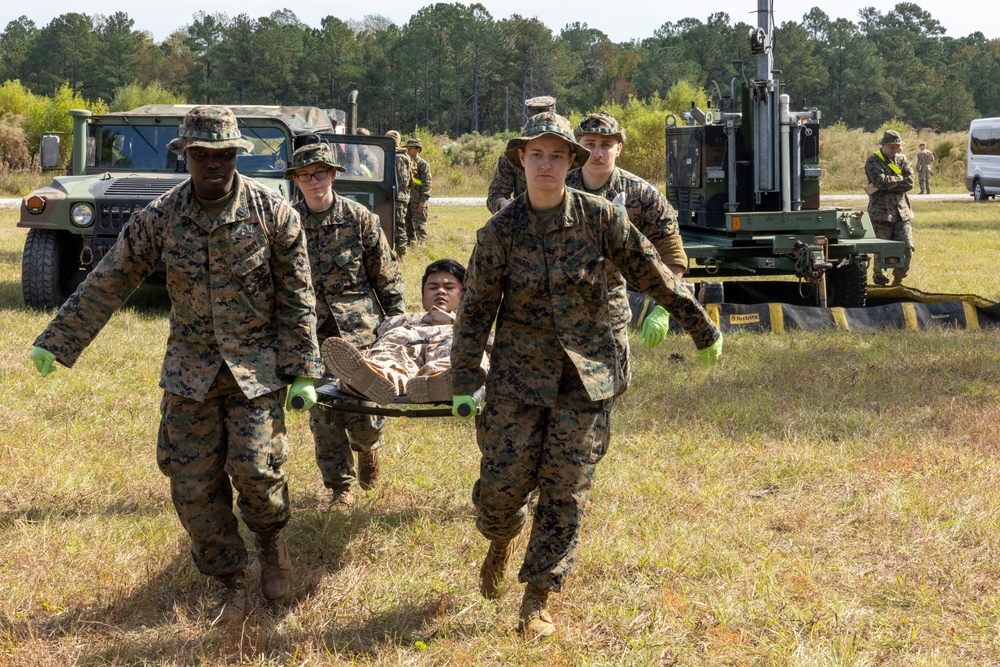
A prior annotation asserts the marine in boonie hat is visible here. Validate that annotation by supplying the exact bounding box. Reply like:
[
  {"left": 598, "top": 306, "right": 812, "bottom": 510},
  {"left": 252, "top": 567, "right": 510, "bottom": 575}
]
[
  {"left": 575, "top": 111, "right": 626, "bottom": 144},
  {"left": 524, "top": 95, "right": 556, "bottom": 116},
  {"left": 504, "top": 112, "right": 591, "bottom": 171},
  {"left": 283, "top": 142, "right": 346, "bottom": 180},
  {"left": 167, "top": 105, "right": 254, "bottom": 155},
  {"left": 879, "top": 129, "right": 904, "bottom": 145}
]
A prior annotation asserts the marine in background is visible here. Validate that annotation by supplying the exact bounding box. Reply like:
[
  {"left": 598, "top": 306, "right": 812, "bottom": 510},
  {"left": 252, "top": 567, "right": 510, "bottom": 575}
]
[
  {"left": 864, "top": 130, "right": 915, "bottom": 286},
  {"left": 486, "top": 95, "right": 556, "bottom": 214}
]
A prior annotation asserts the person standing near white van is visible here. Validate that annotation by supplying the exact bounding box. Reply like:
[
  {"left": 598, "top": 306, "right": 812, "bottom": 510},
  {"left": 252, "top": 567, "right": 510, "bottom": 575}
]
[{"left": 916, "top": 143, "right": 935, "bottom": 194}]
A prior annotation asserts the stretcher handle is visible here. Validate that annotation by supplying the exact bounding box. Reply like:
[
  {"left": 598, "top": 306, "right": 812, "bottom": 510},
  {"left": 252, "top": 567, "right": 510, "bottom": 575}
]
[{"left": 293, "top": 393, "right": 473, "bottom": 416}]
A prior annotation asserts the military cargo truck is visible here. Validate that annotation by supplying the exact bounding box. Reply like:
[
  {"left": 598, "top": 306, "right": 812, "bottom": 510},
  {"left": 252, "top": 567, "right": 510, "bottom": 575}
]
[
  {"left": 19, "top": 97, "right": 397, "bottom": 309},
  {"left": 665, "top": 0, "right": 906, "bottom": 308}
]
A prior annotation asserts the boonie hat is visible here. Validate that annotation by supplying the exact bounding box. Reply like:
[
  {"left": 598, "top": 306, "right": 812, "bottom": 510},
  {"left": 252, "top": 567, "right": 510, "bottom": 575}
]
[
  {"left": 879, "top": 130, "right": 904, "bottom": 146},
  {"left": 386, "top": 130, "right": 402, "bottom": 148},
  {"left": 525, "top": 95, "right": 556, "bottom": 115},
  {"left": 168, "top": 106, "right": 254, "bottom": 155},
  {"left": 284, "top": 142, "right": 346, "bottom": 180},
  {"left": 405, "top": 138, "right": 423, "bottom": 150},
  {"left": 504, "top": 112, "right": 591, "bottom": 171},
  {"left": 575, "top": 111, "right": 626, "bottom": 144}
]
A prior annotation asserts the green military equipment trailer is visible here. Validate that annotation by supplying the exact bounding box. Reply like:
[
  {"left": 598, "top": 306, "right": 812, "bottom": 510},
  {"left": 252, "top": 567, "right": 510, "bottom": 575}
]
[
  {"left": 665, "top": 0, "right": 906, "bottom": 308},
  {"left": 19, "top": 94, "right": 398, "bottom": 310}
]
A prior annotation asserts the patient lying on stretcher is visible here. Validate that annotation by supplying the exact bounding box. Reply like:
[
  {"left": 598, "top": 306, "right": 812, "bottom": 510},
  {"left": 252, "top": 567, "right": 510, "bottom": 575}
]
[{"left": 321, "top": 258, "right": 490, "bottom": 404}]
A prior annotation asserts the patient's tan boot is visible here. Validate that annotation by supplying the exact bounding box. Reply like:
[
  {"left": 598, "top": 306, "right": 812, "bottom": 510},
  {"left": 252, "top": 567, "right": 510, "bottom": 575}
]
[
  {"left": 517, "top": 584, "right": 555, "bottom": 638},
  {"left": 405, "top": 370, "right": 453, "bottom": 403},
  {"left": 321, "top": 337, "right": 397, "bottom": 404}
]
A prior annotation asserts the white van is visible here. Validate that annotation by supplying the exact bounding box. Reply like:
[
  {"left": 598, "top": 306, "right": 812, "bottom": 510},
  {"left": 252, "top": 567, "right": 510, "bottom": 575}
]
[{"left": 967, "top": 117, "right": 1000, "bottom": 201}]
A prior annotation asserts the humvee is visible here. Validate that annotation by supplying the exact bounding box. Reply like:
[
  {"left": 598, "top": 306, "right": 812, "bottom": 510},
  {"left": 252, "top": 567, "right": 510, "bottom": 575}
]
[{"left": 19, "top": 95, "right": 397, "bottom": 309}]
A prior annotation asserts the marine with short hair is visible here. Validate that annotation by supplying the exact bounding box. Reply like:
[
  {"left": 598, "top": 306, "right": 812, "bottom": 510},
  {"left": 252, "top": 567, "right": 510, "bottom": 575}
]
[
  {"left": 284, "top": 142, "right": 405, "bottom": 509},
  {"left": 865, "top": 129, "right": 915, "bottom": 286},
  {"left": 404, "top": 138, "right": 433, "bottom": 244},
  {"left": 916, "top": 142, "right": 935, "bottom": 194},
  {"left": 486, "top": 95, "right": 556, "bottom": 213},
  {"left": 29, "top": 105, "right": 322, "bottom": 625},
  {"left": 451, "top": 111, "right": 723, "bottom": 638},
  {"left": 567, "top": 110, "right": 689, "bottom": 349}
]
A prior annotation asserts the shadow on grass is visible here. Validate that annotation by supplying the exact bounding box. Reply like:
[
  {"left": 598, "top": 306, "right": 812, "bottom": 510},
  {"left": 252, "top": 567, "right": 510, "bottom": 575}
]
[
  {"left": 5, "top": 493, "right": 475, "bottom": 662},
  {"left": 0, "top": 281, "right": 171, "bottom": 313}
]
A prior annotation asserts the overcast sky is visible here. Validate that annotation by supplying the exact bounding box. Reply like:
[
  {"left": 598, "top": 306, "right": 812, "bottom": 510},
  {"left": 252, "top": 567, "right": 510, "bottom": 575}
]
[{"left": 2, "top": 0, "right": 995, "bottom": 44}]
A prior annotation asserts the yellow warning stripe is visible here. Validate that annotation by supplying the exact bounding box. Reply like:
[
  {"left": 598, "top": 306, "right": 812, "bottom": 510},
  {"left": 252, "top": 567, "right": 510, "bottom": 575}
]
[
  {"left": 705, "top": 303, "right": 721, "bottom": 329},
  {"left": 963, "top": 302, "right": 980, "bottom": 330},
  {"left": 831, "top": 307, "right": 849, "bottom": 330},
  {"left": 901, "top": 302, "right": 919, "bottom": 330},
  {"left": 768, "top": 303, "right": 784, "bottom": 333}
]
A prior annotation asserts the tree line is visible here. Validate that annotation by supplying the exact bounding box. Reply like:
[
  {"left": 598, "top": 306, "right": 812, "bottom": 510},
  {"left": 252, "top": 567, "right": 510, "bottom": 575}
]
[{"left": 1, "top": 2, "right": 998, "bottom": 136}]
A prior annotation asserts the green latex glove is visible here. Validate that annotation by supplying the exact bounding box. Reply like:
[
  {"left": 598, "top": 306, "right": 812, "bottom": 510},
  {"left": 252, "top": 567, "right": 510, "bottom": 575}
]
[
  {"left": 638, "top": 305, "right": 670, "bottom": 349},
  {"left": 287, "top": 376, "right": 317, "bottom": 411},
  {"left": 452, "top": 395, "right": 478, "bottom": 420},
  {"left": 30, "top": 346, "right": 57, "bottom": 377},
  {"left": 698, "top": 337, "right": 724, "bottom": 367}
]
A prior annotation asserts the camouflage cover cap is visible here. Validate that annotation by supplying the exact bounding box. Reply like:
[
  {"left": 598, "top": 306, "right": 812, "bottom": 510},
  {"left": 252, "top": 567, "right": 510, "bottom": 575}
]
[
  {"left": 386, "top": 130, "right": 402, "bottom": 148},
  {"left": 284, "top": 142, "right": 346, "bottom": 180},
  {"left": 405, "top": 138, "right": 423, "bottom": 150},
  {"left": 575, "top": 111, "right": 626, "bottom": 143},
  {"left": 879, "top": 130, "right": 904, "bottom": 146},
  {"left": 525, "top": 95, "right": 556, "bottom": 115},
  {"left": 167, "top": 106, "right": 254, "bottom": 155},
  {"left": 504, "top": 112, "right": 591, "bottom": 171}
]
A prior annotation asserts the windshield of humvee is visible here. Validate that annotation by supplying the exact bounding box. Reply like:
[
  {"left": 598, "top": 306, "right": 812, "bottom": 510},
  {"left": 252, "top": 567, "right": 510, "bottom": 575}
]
[
  {"left": 86, "top": 124, "right": 292, "bottom": 174},
  {"left": 327, "top": 141, "right": 385, "bottom": 182}
]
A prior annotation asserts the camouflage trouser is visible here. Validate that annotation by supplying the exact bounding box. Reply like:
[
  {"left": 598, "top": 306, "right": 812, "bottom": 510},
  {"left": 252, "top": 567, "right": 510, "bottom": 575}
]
[
  {"left": 310, "top": 403, "right": 384, "bottom": 490},
  {"left": 156, "top": 367, "right": 290, "bottom": 577},
  {"left": 393, "top": 199, "right": 410, "bottom": 254},
  {"left": 473, "top": 395, "right": 613, "bottom": 592},
  {"left": 405, "top": 199, "right": 429, "bottom": 244},
  {"left": 919, "top": 169, "right": 931, "bottom": 193},
  {"left": 872, "top": 219, "right": 915, "bottom": 281}
]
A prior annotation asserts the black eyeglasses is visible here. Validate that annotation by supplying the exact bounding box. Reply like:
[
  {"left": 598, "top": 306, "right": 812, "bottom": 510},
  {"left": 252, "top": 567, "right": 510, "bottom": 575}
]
[{"left": 294, "top": 170, "right": 332, "bottom": 183}]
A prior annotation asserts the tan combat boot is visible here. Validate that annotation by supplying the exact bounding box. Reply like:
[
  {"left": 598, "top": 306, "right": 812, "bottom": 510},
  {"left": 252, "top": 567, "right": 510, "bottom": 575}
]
[
  {"left": 479, "top": 532, "right": 522, "bottom": 600},
  {"left": 328, "top": 485, "right": 355, "bottom": 510},
  {"left": 255, "top": 530, "right": 293, "bottom": 602},
  {"left": 209, "top": 571, "right": 248, "bottom": 625},
  {"left": 357, "top": 449, "right": 380, "bottom": 490},
  {"left": 518, "top": 584, "right": 555, "bottom": 638}
]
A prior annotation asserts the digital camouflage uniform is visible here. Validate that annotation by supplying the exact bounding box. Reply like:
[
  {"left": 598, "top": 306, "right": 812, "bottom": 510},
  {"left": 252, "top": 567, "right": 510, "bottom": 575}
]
[
  {"left": 916, "top": 146, "right": 935, "bottom": 194},
  {"left": 865, "top": 131, "right": 915, "bottom": 285},
  {"left": 487, "top": 155, "right": 528, "bottom": 214},
  {"left": 387, "top": 130, "right": 413, "bottom": 254},
  {"left": 405, "top": 138, "right": 433, "bottom": 244},
  {"left": 34, "top": 166, "right": 322, "bottom": 578},
  {"left": 452, "top": 143, "right": 721, "bottom": 591},
  {"left": 287, "top": 144, "right": 405, "bottom": 493},
  {"left": 486, "top": 96, "right": 556, "bottom": 214}
]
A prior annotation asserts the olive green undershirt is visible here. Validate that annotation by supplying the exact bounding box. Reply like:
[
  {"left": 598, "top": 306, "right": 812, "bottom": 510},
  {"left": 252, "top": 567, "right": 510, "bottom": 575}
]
[{"left": 195, "top": 188, "right": 237, "bottom": 222}]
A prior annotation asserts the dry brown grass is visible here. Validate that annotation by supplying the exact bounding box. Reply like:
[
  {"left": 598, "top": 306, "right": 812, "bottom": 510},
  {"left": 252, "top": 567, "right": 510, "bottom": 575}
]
[{"left": 2, "top": 203, "right": 1000, "bottom": 665}]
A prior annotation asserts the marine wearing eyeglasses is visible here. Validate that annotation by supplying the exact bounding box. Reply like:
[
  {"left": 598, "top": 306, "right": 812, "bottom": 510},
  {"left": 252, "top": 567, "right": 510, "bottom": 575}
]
[{"left": 283, "top": 142, "right": 405, "bottom": 509}]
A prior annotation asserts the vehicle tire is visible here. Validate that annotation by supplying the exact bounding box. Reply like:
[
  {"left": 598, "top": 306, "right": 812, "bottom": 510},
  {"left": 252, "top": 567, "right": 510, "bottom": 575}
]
[
  {"left": 973, "top": 179, "right": 988, "bottom": 202},
  {"left": 21, "top": 229, "right": 83, "bottom": 310},
  {"left": 827, "top": 258, "right": 868, "bottom": 308}
]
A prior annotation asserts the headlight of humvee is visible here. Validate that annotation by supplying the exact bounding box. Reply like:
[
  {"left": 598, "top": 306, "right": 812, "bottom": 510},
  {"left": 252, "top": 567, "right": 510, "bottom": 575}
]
[{"left": 70, "top": 203, "right": 95, "bottom": 227}]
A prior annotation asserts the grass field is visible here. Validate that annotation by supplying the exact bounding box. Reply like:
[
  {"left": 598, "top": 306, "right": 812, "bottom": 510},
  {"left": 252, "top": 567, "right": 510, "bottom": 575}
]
[{"left": 2, "top": 201, "right": 1000, "bottom": 666}]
